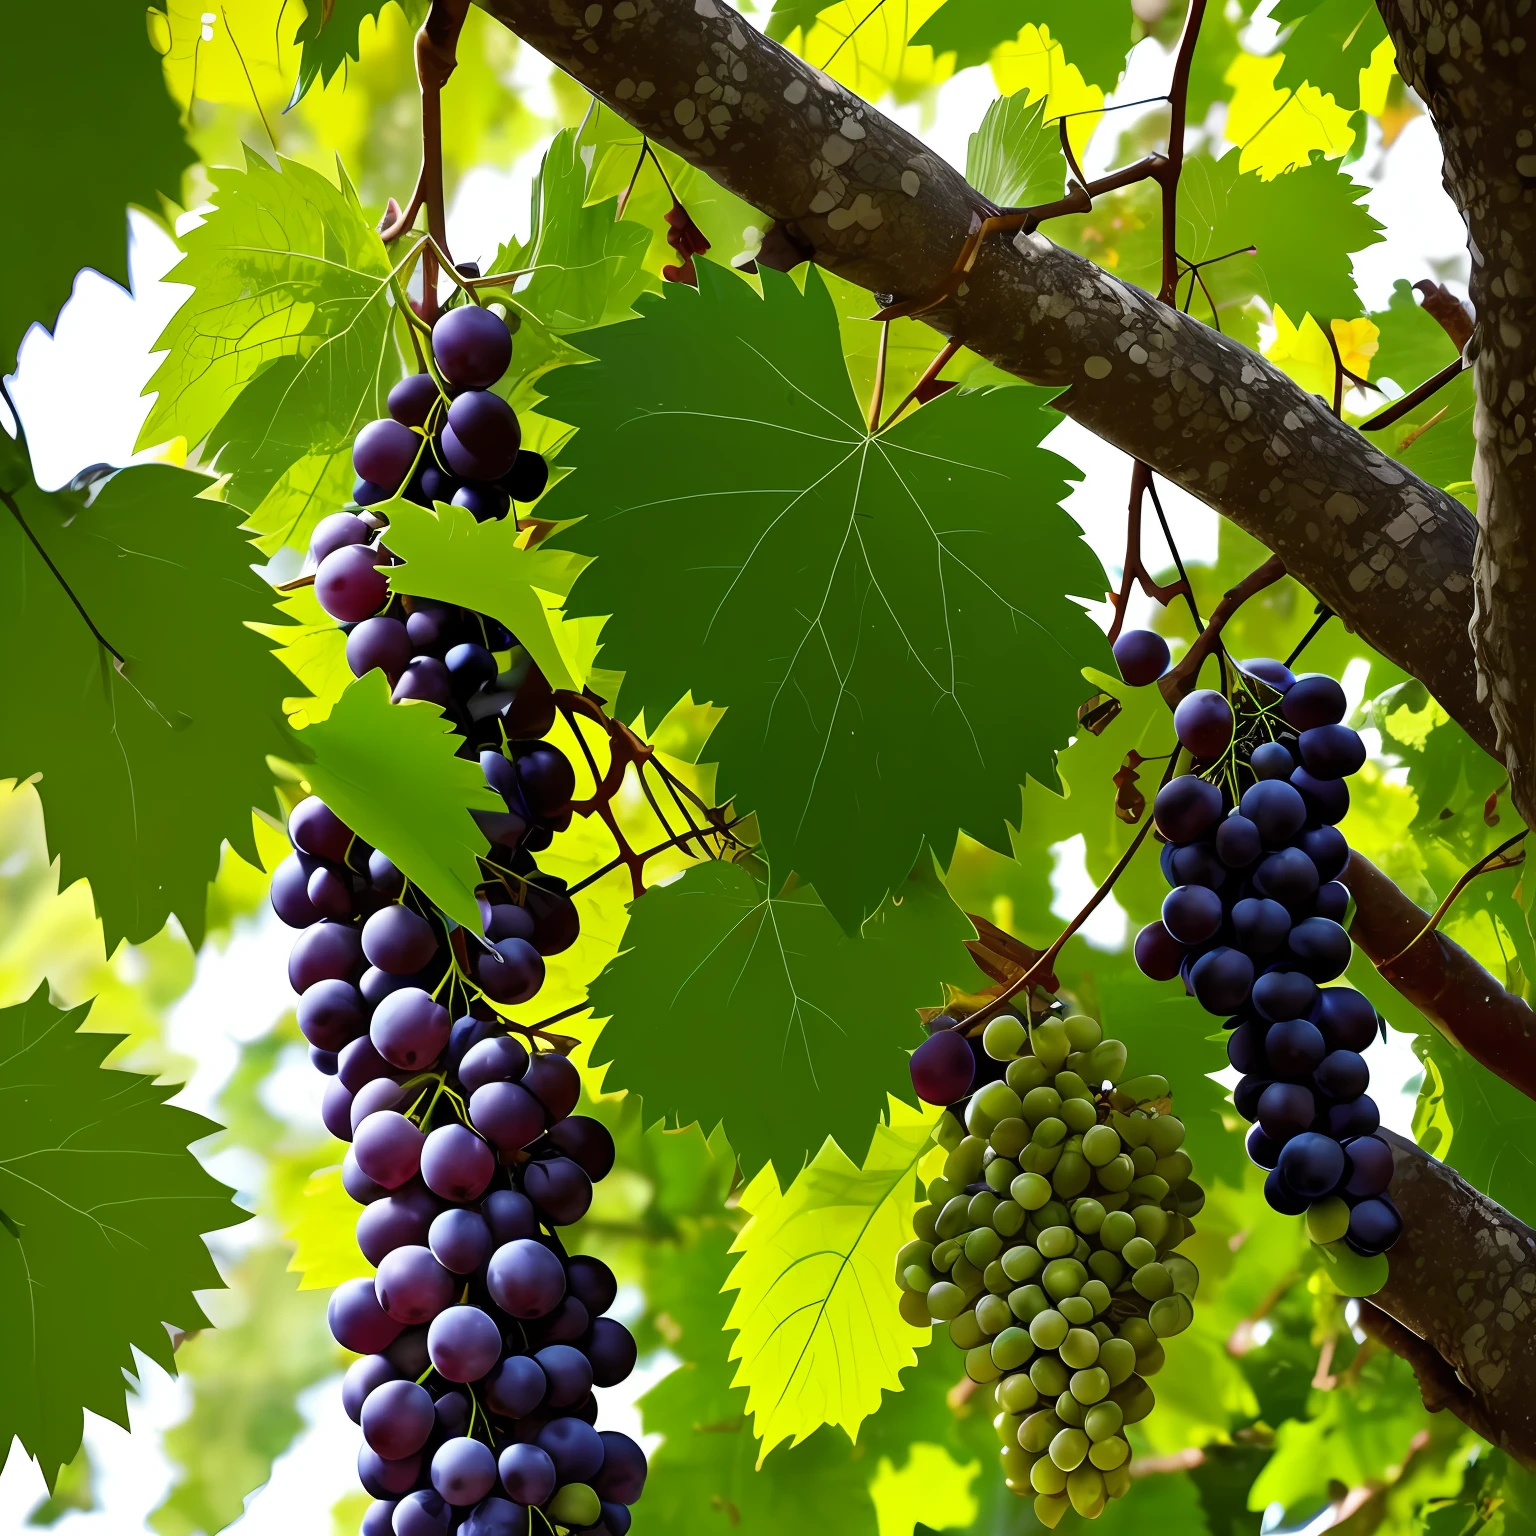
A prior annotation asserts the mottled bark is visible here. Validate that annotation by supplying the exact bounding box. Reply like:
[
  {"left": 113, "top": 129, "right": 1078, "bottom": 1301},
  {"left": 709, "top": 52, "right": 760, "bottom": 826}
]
[
  {"left": 471, "top": 0, "right": 1491, "bottom": 759},
  {"left": 1377, "top": 0, "right": 1536, "bottom": 826}
]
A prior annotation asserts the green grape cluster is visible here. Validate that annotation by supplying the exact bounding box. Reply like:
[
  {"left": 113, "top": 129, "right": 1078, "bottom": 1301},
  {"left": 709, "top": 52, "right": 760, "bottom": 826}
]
[{"left": 896, "top": 1009, "right": 1203, "bottom": 1528}]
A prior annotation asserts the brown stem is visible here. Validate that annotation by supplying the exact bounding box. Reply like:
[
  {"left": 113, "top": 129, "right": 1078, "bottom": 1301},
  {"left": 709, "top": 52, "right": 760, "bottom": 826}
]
[
  {"left": 1155, "top": 0, "right": 1207, "bottom": 305},
  {"left": 1377, "top": 831, "right": 1527, "bottom": 967},
  {"left": 413, "top": 0, "right": 471, "bottom": 322},
  {"left": 1358, "top": 356, "right": 1468, "bottom": 434},
  {"left": 1106, "top": 462, "right": 1188, "bottom": 643},
  {"left": 1158, "top": 552, "right": 1287, "bottom": 706}
]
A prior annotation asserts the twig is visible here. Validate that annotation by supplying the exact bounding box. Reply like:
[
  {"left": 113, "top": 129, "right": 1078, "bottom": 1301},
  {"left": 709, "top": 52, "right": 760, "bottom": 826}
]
[
  {"left": 1377, "top": 830, "right": 1527, "bottom": 968},
  {"left": 1158, "top": 553, "right": 1287, "bottom": 706},
  {"left": 1106, "top": 463, "right": 1188, "bottom": 642},
  {"left": 1285, "top": 605, "right": 1333, "bottom": 666},
  {"left": 1359, "top": 356, "right": 1467, "bottom": 433},
  {"left": 868, "top": 321, "right": 890, "bottom": 433}
]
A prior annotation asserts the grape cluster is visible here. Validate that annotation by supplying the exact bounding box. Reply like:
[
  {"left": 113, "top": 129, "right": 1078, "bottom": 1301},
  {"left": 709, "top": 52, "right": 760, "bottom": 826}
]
[
  {"left": 904, "top": 1009, "right": 1202, "bottom": 1528},
  {"left": 1118, "top": 637, "right": 1400, "bottom": 1257},
  {"left": 278, "top": 302, "right": 646, "bottom": 1536}
]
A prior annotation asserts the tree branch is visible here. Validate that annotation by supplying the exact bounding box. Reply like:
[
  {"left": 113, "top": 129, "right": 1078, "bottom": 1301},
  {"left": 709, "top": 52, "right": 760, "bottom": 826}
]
[
  {"left": 471, "top": 0, "right": 1491, "bottom": 762},
  {"left": 1341, "top": 850, "right": 1536, "bottom": 1102}
]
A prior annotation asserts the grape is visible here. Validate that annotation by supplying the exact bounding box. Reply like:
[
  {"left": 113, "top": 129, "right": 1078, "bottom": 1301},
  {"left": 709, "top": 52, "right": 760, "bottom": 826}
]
[
  {"left": 593, "top": 1434, "right": 647, "bottom": 1506},
  {"left": 1265, "top": 1017, "right": 1326, "bottom": 1074},
  {"left": 376, "top": 1243, "right": 455, "bottom": 1324},
  {"left": 1248, "top": 741, "right": 1294, "bottom": 780},
  {"left": 1215, "top": 814, "right": 1261, "bottom": 868},
  {"left": 598, "top": 1503, "right": 633, "bottom": 1536},
  {"left": 1343, "top": 1135, "right": 1393, "bottom": 1197},
  {"left": 341, "top": 1036, "right": 398, "bottom": 1094},
  {"left": 1252, "top": 969, "right": 1318, "bottom": 1022},
  {"left": 428, "top": 1304, "right": 503, "bottom": 1382},
  {"left": 298, "top": 978, "right": 367, "bottom": 1051},
  {"left": 1327, "top": 1094, "right": 1380, "bottom": 1138},
  {"left": 534, "top": 1343, "right": 594, "bottom": 1406},
  {"left": 522, "top": 1052, "right": 582, "bottom": 1120},
  {"left": 550, "top": 1117, "right": 616, "bottom": 1180},
  {"left": 1173, "top": 690, "right": 1234, "bottom": 757},
  {"left": 307, "top": 865, "right": 353, "bottom": 918},
  {"left": 516, "top": 746, "right": 576, "bottom": 817},
  {"left": 357, "top": 1185, "right": 438, "bottom": 1265},
  {"left": 460, "top": 1035, "right": 530, "bottom": 1092},
  {"left": 1161, "top": 885, "right": 1222, "bottom": 944},
  {"left": 486, "top": 1353, "right": 547, "bottom": 1418},
  {"left": 393, "top": 656, "right": 455, "bottom": 709},
  {"left": 478, "top": 938, "right": 546, "bottom": 1004},
  {"left": 361, "top": 968, "right": 415, "bottom": 1007},
  {"left": 1315, "top": 881, "right": 1350, "bottom": 921},
  {"left": 1225, "top": 1021, "right": 1267, "bottom": 1074},
  {"left": 1314, "top": 1048, "right": 1369, "bottom": 1098},
  {"left": 498, "top": 1443, "right": 557, "bottom": 1505},
  {"left": 386, "top": 1327, "right": 432, "bottom": 1379},
  {"left": 354, "top": 1112, "right": 426, "bottom": 1190},
  {"left": 390, "top": 373, "right": 441, "bottom": 427},
  {"left": 1133, "top": 921, "right": 1185, "bottom": 982},
  {"left": 406, "top": 603, "right": 456, "bottom": 652},
  {"left": 1281, "top": 674, "right": 1347, "bottom": 730},
  {"left": 1244, "top": 1126, "right": 1281, "bottom": 1169},
  {"left": 447, "top": 391, "right": 521, "bottom": 469},
  {"left": 1298, "top": 723, "right": 1366, "bottom": 778},
  {"left": 1232, "top": 1075, "right": 1270, "bottom": 1121},
  {"left": 323, "top": 1077, "right": 356, "bottom": 1140},
  {"left": 271, "top": 853, "right": 322, "bottom": 927},
  {"left": 1288, "top": 917, "right": 1351, "bottom": 980},
  {"left": 345, "top": 1144, "right": 392, "bottom": 1204},
  {"left": 433, "top": 1437, "right": 499, "bottom": 1506},
  {"left": 364, "top": 910, "right": 440, "bottom": 977},
  {"left": 482, "top": 1189, "right": 538, "bottom": 1243},
  {"left": 344, "top": 1354, "right": 400, "bottom": 1422},
  {"left": 355, "top": 419, "right": 421, "bottom": 489},
  {"left": 354, "top": 479, "right": 389, "bottom": 507},
  {"left": 1276, "top": 1131, "right": 1344, "bottom": 1198},
  {"left": 1291, "top": 767, "right": 1349, "bottom": 824},
  {"left": 1238, "top": 657, "right": 1294, "bottom": 693},
  {"left": 488, "top": 1238, "right": 567, "bottom": 1318},
  {"left": 522, "top": 1156, "right": 593, "bottom": 1225},
  {"left": 289, "top": 921, "right": 364, "bottom": 992},
  {"left": 1315, "top": 988, "right": 1378, "bottom": 1051},
  {"left": 292, "top": 796, "right": 353, "bottom": 860},
  {"left": 1262, "top": 1168, "right": 1309, "bottom": 1215},
  {"left": 351, "top": 1077, "right": 408, "bottom": 1132},
  {"left": 317, "top": 544, "right": 390, "bottom": 623},
  {"left": 1189, "top": 947, "right": 1253, "bottom": 1013},
  {"left": 357, "top": 1446, "right": 422, "bottom": 1499},
  {"left": 362, "top": 1378, "right": 437, "bottom": 1458},
  {"left": 312, "top": 511, "right": 372, "bottom": 564},
  {"left": 429, "top": 1207, "right": 493, "bottom": 1274},
  {"left": 910, "top": 1029, "right": 976, "bottom": 1103},
  {"left": 495, "top": 450, "right": 547, "bottom": 506},
  {"left": 418, "top": 465, "right": 459, "bottom": 506},
  {"left": 461, "top": 1497, "right": 529, "bottom": 1536},
  {"left": 1153, "top": 775, "right": 1224, "bottom": 842},
  {"left": 1167, "top": 840, "right": 1224, "bottom": 889},
  {"left": 587, "top": 1317, "right": 637, "bottom": 1387},
  {"left": 433, "top": 307, "right": 513, "bottom": 389},
  {"left": 436, "top": 1390, "right": 472, "bottom": 1436},
  {"left": 1230, "top": 897, "right": 1290, "bottom": 954},
  {"left": 1346, "top": 1196, "right": 1401, "bottom": 1255},
  {"left": 446, "top": 642, "right": 499, "bottom": 696},
  {"left": 566, "top": 1255, "right": 618, "bottom": 1316},
  {"left": 1111, "top": 629, "right": 1169, "bottom": 687},
  {"left": 525, "top": 884, "right": 581, "bottom": 955},
  {"left": 537, "top": 1418, "right": 605, "bottom": 1483},
  {"left": 421, "top": 1124, "right": 496, "bottom": 1201},
  {"left": 470, "top": 1081, "right": 546, "bottom": 1151},
  {"left": 447, "top": 1015, "right": 501, "bottom": 1076},
  {"left": 1238, "top": 780, "right": 1308, "bottom": 850},
  {"left": 393, "top": 1490, "right": 453, "bottom": 1536},
  {"left": 330, "top": 1277, "right": 405, "bottom": 1353},
  {"left": 1253, "top": 848, "right": 1319, "bottom": 908},
  {"left": 1256, "top": 1082, "right": 1315, "bottom": 1140},
  {"left": 1297, "top": 825, "right": 1349, "bottom": 882},
  {"left": 348, "top": 617, "right": 413, "bottom": 683},
  {"left": 311, "top": 1047, "right": 341, "bottom": 1075},
  {"left": 484, "top": 904, "right": 538, "bottom": 944},
  {"left": 372, "top": 988, "right": 452, "bottom": 1071},
  {"left": 452, "top": 483, "right": 513, "bottom": 523}
]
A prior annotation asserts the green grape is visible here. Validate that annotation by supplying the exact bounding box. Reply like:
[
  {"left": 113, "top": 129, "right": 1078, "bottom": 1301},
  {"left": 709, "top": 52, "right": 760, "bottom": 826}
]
[
  {"left": 1155, "top": 1150, "right": 1192, "bottom": 1186},
  {"left": 1060, "top": 1097, "right": 1097, "bottom": 1134},
  {"left": 990, "top": 1117, "right": 1030, "bottom": 1159},
  {"left": 1063, "top": 1014, "right": 1102, "bottom": 1051},
  {"left": 1051, "top": 1152, "right": 1090, "bottom": 1198},
  {"left": 1130, "top": 1174, "right": 1170, "bottom": 1201},
  {"left": 1083, "top": 1401, "right": 1122, "bottom": 1442},
  {"left": 1098, "top": 1210, "right": 1136, "bottom": 1251},
  {"left": 1022, "top": 1086, "right": 1062, "bottom": 1124},
  {"left": 1019, "top": 1141, "right": 1062, "bottom": 1176},
  {"left": 1010, "top": 1171, "right": 1052, "bottom": 1210},
  {"left": 931, "top": 1238, "right": 960, "bottom": 1271},
  {"left": 998, "top": 1372, "right": 1039, "bottom": 1415},
  {"left": 1055, "top": 1070, "right": 1090, "bottom": 1101},
  {"left": 1031, "top": 1020, "right": 1070, "bottom": 1072},
  {"left": 927, "top": 1175, "right": 960, "bottom": 1207},
  {"left": 1019, "top": 1409, "right": 1062, "bottom": 1452},
  {"left": 1058, "top": 1295, "right": 1094, "bottom": 1326},
  {"left": 1145, "top": 1114, "right": 1184, "bottom": 1157},
  {"left": 1087, "top": 1039, "right": 1127, "bottom": 1084},
  {"left": 952, "top": 1254, "right": 983, "bottom": 1292},
  {"left": 991, "top": 1326, "right": 1034, "bottom": 1371},
  {"left": 1098, "top": 1338, "right": 1136, "bottom": 1387},
  {"left": 1028, "top": 1308, "right": 1069, "bottom": 1350},
  {"left": 1035, "top": 1491, "right": 1071, "bottom": 1529},
  {"left": 1037, "top": 1225, "right": 1075, "bottom": 1259},
  {"left": 978, "top": 1081, "right": 1024, "bottom": 1122},
  {"left": 1132, "top": 1205, "right": 1170, "bottom": 1246},
  {"left": 977, "top": 1292, "right": 1013, "bottom": 1335},
  {"left": 1119, "top": 1073, "right": 1169, "bottom": 1102},
  {"left": 946, "top": 1137, "right": 987, "bottom": 1185},
  {"left": 1041, "top": 1258, "right": 1086, "bottom": 1301},
  {"left": 967, "top": 1344, "right": 1003, "bottom": 1382},
  {"left": 1150, "top": 1294, "right": 1195, "bottom": 1337},
  {"left": 1032, "top": 1116, "right": 1067, "bottom": 1149},
  {"left": 1118, "top": 1318, "right": 1156, "bottom": 1354},
  {"left": 968, "top": 1191, "right": 999, "bottom": 1227},
  {"left": 1108, "top": 1375, "right": 1155, "bottom": 1424},
  {"left": 913, "top": 1204, "right": 941, "bottom": 1243},
  {"left": 985, "top": 1260, "right": 1011, "bottom": 1294},
  {"left": 986, "top": 1158, "right": 1019, "bottom": 1194},
  {"left": 1130, "top": 1144, "right": 1158, "bottom": 1177},
  {"left": 899, "top": 1291, "right": 932, "bottom": 1327},
  {"left": 1164, "top": 1254, "right": 1199, "bottom": 1298},
  {"left": 950, "top": 1310, "right": 986, "bottom": 1349},
  {"left": 1030, "top": 1354, "right": 1070, "bottom": 1397},
  {"left": 1081, "top": 1124, "right": 1122, "bottom": 1167},
  {"left": 1173, "top": 1182, "right": 1206, "bottom": 1219},
  {"left": 1089, "top": 1436, "right": 1128, "bottom": 1471},
  {"left": 1121, "top": 1236, "right": 1156, "bottom": 1269},
  {"left": 1067, "top": 1464, "right": 1106, "bottom": 1518},
  {"left": 1009, "top": 1283, "right": 1049, "bottom": 1322},
  {"left": 902, "top": 1264, "right": 931, "bottom": 1291},
  {"left": 1092, "top": 1322, "right": 1113, "bottom": 1344},
  {"left": 999, "top": 1441, "right": 1032, "bottom": 1480},
  {"left": 1131, "top": 1262, "right": 1172, "bottom": 1301},
  {"left": 936, "top": 1196, "right": 970, "bottom": 1239},
  {"left": 966, "top": 1227, "right": 1003, "bottom": 1268},
  {"left": 1035, "top": 1200, "right": 1071, "bottom": 1230},
  {"left": 984, "top": 1014, "right": 1028, "bottom": 1059},
  {"left": 896, "top": 1239, "right": 934, "bottom": 1273},
  {"left": 1031, "top": 1456, "right": 1068, "bottom": 1496},
  {"left": 1104, "top": 1464, "right": 1132, "bottom": 1500},
  {"left": 1048, "top": 1427, "right": 1088, "bottom": 1472},
  {"left": 1306, "top": 1197, "right": 1350, "bottom": 1245},
  {"left": 993, "top": 1201, "right": 1026, "bottom": 1238},
  {"left": 1060, "top": 1327, "right": 1098, "bottom": 1369},
  {"left": 1007, "top": 1056, "right": 1049, "bottom": 1095},
  {"left": 1053, "top": 1390, "right": 1084, "bottom": 1427},
  {"left": 1071, "top": 1236, "right": 1092, "bottom": 1265},
  {"left": 1098, "top": 1154, "right": 1136, "bottom": 1192},
  {"left": 1070, "top": 1366, "right": 1109, "bottom": 1404},
  {"left": 1002, "top": 1245, "right": 1042, "bottom": 1283},
  {"left": 927, "top": 1281, "right": 966, "bottom": 1319},
  {"left": 1111, "top": 1111, "right": 1148, "bottom": 1148},
  {"left": 934, "top": 1111, "right": 965, "bottom": 1151},
  {"left": 1080, "top": 1278, "right": 1111, "bottom": 1315}
]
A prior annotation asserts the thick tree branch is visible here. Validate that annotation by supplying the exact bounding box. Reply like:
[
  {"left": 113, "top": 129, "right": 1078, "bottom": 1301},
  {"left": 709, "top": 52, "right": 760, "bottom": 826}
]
[
  {"left": 1341, "top": 850, "right": 1536, "bottom": 1102},
  {"left": 472, "top": 0, "right": 1491, "bottom": 758},
  {"left": 1373, "top": 0, "right": 1536, "bottom": 826}
]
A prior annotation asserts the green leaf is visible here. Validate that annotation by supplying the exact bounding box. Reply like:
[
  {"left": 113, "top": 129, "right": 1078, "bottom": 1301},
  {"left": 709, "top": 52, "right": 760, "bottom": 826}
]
[
  {"left": 381, "top": 497, "right": 598, "bottom": 693},
  {"left": 0, "top": 452, "right": 294, "bottom": 947},
  {"left": 724, "top": 1101, "right": 935, "bottom": 1457},
  {"left": 965, "top": 95, "right": 1068, "bottom": 210},
  {"left": 139, "top": 152, "right": 401, "bottom": 556},
  {"left": 589, "top": 856, "right": 973, "bottom": 1178},
  {"left": 0, "top": 988, "right": 246, "bottom": 1484},
  {"left": 1370, "top": 278, "right": 1460, "bottom": 389},
  {"left": 291, "top": 0, "right": 428, "bottom": 100},
  {"left": 541, "top": 262, "right": 1109, "bottom": 929},
  {"left": 297, "top": 671, "right": 504, "bottom": 931},
  {"left": 1271, "top": 0, "right": 1390, "bottom": 105},
  {"left": 911, "top": 0, "right": 1133, "bottom": 86},
  {"left": 286, "top": 1165, "right": 373, "bottom": 1290},
  {"left": 2, "top": 7, "right": 192, "bottom": 374}
]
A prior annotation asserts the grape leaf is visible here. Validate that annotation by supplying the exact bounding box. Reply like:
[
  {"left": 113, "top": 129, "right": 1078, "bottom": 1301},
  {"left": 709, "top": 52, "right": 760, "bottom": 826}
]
[
  {"left": 965, "top": 94, "right": 1068, "bottom": 209},
  {"left": 139, "top": 152, "right": 401, "bottom": 556},
  {"left": 286, "top": 1165, "right": 372, "bottom": 1289},
  {"left": 381, "top": 498, "right": 598, "bottom": 693},
  {"left": 540, "top": 262, "right": 1108, "bottom": 930},
  {"left": 291, "top": 0, "right": 428, "bottom": 100},
  {"left": 296, "top": 671, "right": 503, "bottom": 932},
  {"left": 1369, "top": 279, "right": 1459, "bottom": 390},
  {"left": 2, "top": 7, "right": 192, "bottom": 375},
  {"left": 912, "top": 0, "right": 1133, "bottom": 86},
  {"left": 0, "top": 988, "right": 246, "bottom": 1484},
  {"left": 589, "top": 856, "right": 973, "bottom": 1178},
  {"left": 1271, "top": 0, "right": 1389, "bottom": 105},
  {"left": 0, "top": 450, "right": 294, "bottom": 948},
  {"left": 724, "top": 1101, "right": 936, "bottom": 1458}
]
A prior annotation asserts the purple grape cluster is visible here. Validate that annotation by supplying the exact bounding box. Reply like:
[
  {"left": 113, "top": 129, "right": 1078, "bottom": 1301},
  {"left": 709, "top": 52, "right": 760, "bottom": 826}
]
[{"left": 1119, "top": 641, "right": 1399, "bottom": 1258}]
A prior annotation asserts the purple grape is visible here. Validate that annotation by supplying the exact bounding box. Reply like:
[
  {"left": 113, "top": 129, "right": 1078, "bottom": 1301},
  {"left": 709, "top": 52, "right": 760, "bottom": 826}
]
[
  {"left": 1252, "top": 969, "right": 1318, "bottom": 1022},
  {"left": 1257, "top": 1082, "right": 1315, "bottom": 1141},
  {"left": 376, "top": 1244, "right": 456, "bottom": 1325},
  {"left": 1245, "top": 1125, "right": 1282, "bottom": 1169},
  {"left": 299, "top": 978, "right": 367, "bottom": 1052},
  {"left": 405, "top": 603, "right": 455, "bottom": 652},
  {"left": 422, "top": 1124, "right": 496, "bottom": 1202},
  {"left": 311, "top": 511, "right": 372, "bottom": 565},
  {"left": 394, "top": 656, "right": 455, "bottom": 709},
  {"left": 344, "top": 1354, "right": 399, "bottom": 1422},
  {"left": 1289, "top": 917, "right": 1351, "bottom": 981},
  {"left": 288, "top": 921, "right": 362, "bottom": 992},
  {"left": 478, "top": 938, "right": 547, "bottom": 1006},
  {"left": 1299, "top": 724, "right": 1366, "bottom": 778},
  {"left": 317, "top": 544, "right": 390, "bottom": 623},
  {"left": 487, "top": 1238, "right": 567, "bottom": 1319},
  {"left": 354, "top": 479, "right": 389, "bottom": 507},
  {"left": 430, "top": 1207, "right": 493, "bottom": 1274},
  {"left": 594, "top": 1434, "right": 647, "bottom": 1505},
  {"left": 452, "top": 483, "right": 512, "bottom": 522},
  {"left": 1249, "top": 741, "right": 1295, "bottom": 780},
  {"left": 311, "top": 1046, "right": 340, "bottom": 1074},
  {"left": 1315, "top": 987, "right": 1377, "bottom": 1051},
  {"left": 1231, "top": 897, "right": 1291, "bottom": 955},
  {"left": 330, "top": 1277, "right": 405, "bottom": 1354},
  {"left": 526, "top": 885, "right": 580, "bottom": 955},
  {"left": 351, "top": 1077, "right": 408, "bottom": 1132},
  {"left": 1291, "top": 767, "right": 1350, "bottom": 824},
  {"left": 1238, "top": 657, "right": 1295, "bottom": 693},
  {"left": 433, "top": 1437, "right": 499, "bottom": 1506},
  {"left": 1298, "top": 825, "right": 1349, "bottom": 882},
  {"left": 354, "top": 418, "right": 421, "bottom": 489},
  {"left": 1327, "top": 1094, "right": 1380, "bottom": 1138},
  {"left": 1233, "top": 1074, "right": 1270, "bottom": 1121},
  {"left": 597, "top": 1502, "right": 633, "bottom": 1536},
  {"left": 362, "top": 1378, "right": 437, "bottom": 1458},
  {"left": 1154, "top": 775, "right": 1225, "bottom": 842},
  {"left": 271, "top": 853, "right": 322, "bottom": 927},
  {"left": 362, "top": 907, "right": 441, "bottom": 979},
  {"left": 482, "top": 1190, "right": 538, "bottom": 1244},
  {"left": 361, "top": 967, "right": 415, "bottom": 1007},
  {"left": 1168, "top": 840, "right": 1225, "bottom": 889},
  {"left": 390, "top": 373, "right": 441, "bottom": 427},
  {"left": 447, "top": 392, "right": 520, "bottom": 468},
  {"left": 393, "top": 1489, "right": 453, "bottom": 1536},
  {"left": 372, "top": 988, "right": 452, "bottom": 1071},
  {"left": 908, "top": 1030, "right": 974, "bottom": 1104},
  {"left": 1282, "top": 674, "right": 1347, "bottom": 730},
  {"left": 485, "top": 1354, "right": 547, "bottom": 1418},
  {"left": 484, "top": 904, "right": 538, "bottom": 944},
  {"left": 565, "top": 1256, "right": 618, "bottom": 1316},
  {"left": 323, "top": 1076, "right": 356, "bottom": 1141},
  {"left": 1174, "top": 689, "right": 1234, "bottom": 758},
  {"left": 354, "top": 1112, "right": 426, "bottom": 1190},
  {"left": 587, "top": 1317, "right": 637, "bottom": 1387},
  {"left": 1134, "top": 921, "right": 1186, "bottom": 982},
  {"left": 428, "top": 1305, "right": 503, "bottom": 1383},
  {"left": 340, "top": 1034, "right": 397, "bottom": 1093},
  {"left": 1277, "top": 1131, "right": 1344, "bottom": 1198},
  {"left": 1238, "top": 779, "right": 1308, "bottom": 849},
  {"left": 446, "top": 642, "right": 499, "bottom": 696},
  {"left": 442, "top": 425, "right": 508, "bottom": 484},
  {"left": 1226, "top": 1020, "right": 1267, "bottom": 1075},
  {"left": 516, "top": 747, "right": 576, "bottom": 817},
  {"left": 348, "top": 617, "right": 413, "bottom": 684},
  {"left": 1315, "top": 1048, "right": 1369, "bottom": 1099},
  {"left": 386, "top": 1327, "right": 432, "bottom": 1379},
  {"left": 1254, "top": 848, "right": 1320, "bottom": 908},
  {"left": 1162, "top": 884, "right": 1223, "bottom": 944},
  {"left": 1263, "top": 1167, "right": 1309, "bottom": 1215},
  {"left": 291, "top": 796, "right": 352, "bottom": 860},
  {"left": 344, "top": 1146, "right": 390, "bottom": 1203},
  {"left": 1215, "top": 814, "right": 1261, "bottom": 868},
  {"left": 307, "top": 865, "right": 353, "bottom": 919},
  {"left": 461, "top": 1035, "right": 531, "bottom": 1093},
  {"left": 1111, "top": 628, "right": 1169, "bottom": 686},
  {"left": 470, "top": 1082, "right": 546, "bottom": 1152},
  {"left": 1316, "top": 881, "right": 1350, "bottom": 922},
  {"left": 534, "top": 1344, "right": 594, "bottom": 1406},
  {"left": 419, "top": 466, "right": 459, "bottom": 505},
  {"left": 1343, "top": 1135, "right": 1393, "bottom": 1197},
  {"left": 357, "top": 1185, "right": 439, "bottom": 1265},
  {"left": 462, "top": 1496, "right": 529, "bottom": 1536},
  {"left": 522, "top": 1053, "right": 581, "bottom": 1120},
  {"left": 433, "top": 307, "right": 513, "bottom": 389},
  {"left": 498, "top": 1443, "right": 557, "bottom": 1505},
  {"left": 448, "top": 1016, "right": 503, "bottom": 1077},
  {"left": 357, "top": 1445, "right": 421, "bottom": 1499},
  {"left": 542, "top": 1295, "right": 591, "bottom": 1343},
  {"left": 549, "top": 1118, "right": 616, "bottom": 1180},
  {"left": 503, "top": 449, "right": 550, "bottom": 503},
  {"left": 536, "top": 1417, "right": 605, "bottom": 1482},
  {"left": 1346, "top": 1196, "right": 1401, "bottom": 1255},
  {"left": 1265, "top": 1017, "right": 1327, "bottom": 1074},
  {"left": 523, "top": 1157, "right": 593, "bottom": 1225},
  {"left": 1191, "top": 947, "right": 1254, "bottom": 1013}
]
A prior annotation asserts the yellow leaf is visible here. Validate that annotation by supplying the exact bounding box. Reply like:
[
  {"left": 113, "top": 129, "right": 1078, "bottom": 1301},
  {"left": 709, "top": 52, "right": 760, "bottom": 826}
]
[
  {"left": 1262, "top": 305, "right": 1335, "bottom": 400},
  {"left": 157, "top": 0, "right": 298, "bottom": 118},
  {"left": 990, "top": 27, "right": 1104, "bottom": 167},
  {"left": 723, "top": 1097, "right": 936, "bottom": 1462},
  {"left": 871, "top": 1443, "right": 981, "bottom": 1536},
  {"left": 287, "top": 1164, "right": 373, "bottom": 1291},
  {"left": 1358, "top": 34, "right": 1398, "bottom": 118},
  {"left": 780, "top": 0, "right": 955, "bottom": 106},
  {"left": 1331, "top": 316, "right": 1380, "bottom": 379},
  {"left": 253, "top": 585, "right": 353, "bottom": 729},
  {"left": 1224, "top": 52, "right": 1356, "bottom": 178}
]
